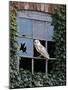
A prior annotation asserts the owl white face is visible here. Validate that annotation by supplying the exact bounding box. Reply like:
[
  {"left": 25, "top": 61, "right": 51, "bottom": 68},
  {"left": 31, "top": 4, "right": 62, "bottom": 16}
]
[{"left": 34, "top": 40, "right": 40, "bottom": 45}]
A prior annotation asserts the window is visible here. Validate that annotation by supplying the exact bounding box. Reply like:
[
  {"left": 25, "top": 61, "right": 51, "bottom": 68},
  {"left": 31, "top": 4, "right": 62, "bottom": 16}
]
[
  {"left": 34, "top": 59, "right": 45, "bottom": 73},
  {"left": 17, "top": 11, "right": 56, "bottom": 74},
  {"left": 34, "top": 40, "right": 45, "bottom": 57},
  {"left": 47, "top": 41, "right": 56, "bottom": 58},
  {"left": 19, "top": 57, "right": 32, "bottom": 72},
  {"left": 17, "top": 38, "right": 33, "bottom": 57},
  {"left": 17, "top": 18, "right": 32, "bottom": 37},
  {"left": 33, "top": 21, "right": 54, "bottom": 41}
]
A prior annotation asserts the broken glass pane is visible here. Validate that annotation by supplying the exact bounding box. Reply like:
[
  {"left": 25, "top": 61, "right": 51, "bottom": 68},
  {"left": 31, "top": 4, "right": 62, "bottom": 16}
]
[{"left": 17, "top": 38, "right": 33, "bottom": 57}]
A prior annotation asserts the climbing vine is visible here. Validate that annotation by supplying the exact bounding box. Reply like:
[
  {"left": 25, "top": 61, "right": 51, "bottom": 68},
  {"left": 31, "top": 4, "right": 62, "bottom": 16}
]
[
  {"left": 51, "top": 5, "right": 66, "bottom": 85},
  {"left": 9, "top": 3, "right": 19, "bottom": 88}
]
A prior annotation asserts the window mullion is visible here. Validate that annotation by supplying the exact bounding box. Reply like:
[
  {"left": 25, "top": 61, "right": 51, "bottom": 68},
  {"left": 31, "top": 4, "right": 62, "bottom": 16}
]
[
  {"left": 45, "top": 40, "right": 48, "bottom": 76},
  {"left": 32, "top": 20, "right": 34, "bottom": 74}
]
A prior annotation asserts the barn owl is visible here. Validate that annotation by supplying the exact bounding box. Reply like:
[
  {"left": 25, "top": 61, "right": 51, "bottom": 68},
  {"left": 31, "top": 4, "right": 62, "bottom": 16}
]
[{"left": 34, "top": 40, "right": 49, "bottom": 59}]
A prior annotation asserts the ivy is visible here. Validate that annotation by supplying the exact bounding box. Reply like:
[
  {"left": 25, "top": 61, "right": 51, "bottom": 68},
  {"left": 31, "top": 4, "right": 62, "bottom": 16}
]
[
  {"left": 51, "top": 5, "right": 66, "bottom": 84},
  {"left": 9, "top": 5, "right": 19, "bottom": 88}
]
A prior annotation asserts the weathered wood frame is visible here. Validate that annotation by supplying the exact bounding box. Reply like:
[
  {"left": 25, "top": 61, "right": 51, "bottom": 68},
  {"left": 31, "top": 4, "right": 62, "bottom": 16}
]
[{"left": 17, "top": 11, "right": 56, "bottom": 75}]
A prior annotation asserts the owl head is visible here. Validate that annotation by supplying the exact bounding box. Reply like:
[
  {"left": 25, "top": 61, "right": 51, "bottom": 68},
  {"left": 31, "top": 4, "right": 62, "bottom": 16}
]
[{"left": 34, "top": 40, "right": 40, "bottom": 45}]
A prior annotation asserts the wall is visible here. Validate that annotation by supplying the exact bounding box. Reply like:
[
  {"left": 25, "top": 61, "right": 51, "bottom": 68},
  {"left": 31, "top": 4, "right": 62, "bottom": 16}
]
[{"left": 10, "top": 1, "right": 54, "bottom": 14}]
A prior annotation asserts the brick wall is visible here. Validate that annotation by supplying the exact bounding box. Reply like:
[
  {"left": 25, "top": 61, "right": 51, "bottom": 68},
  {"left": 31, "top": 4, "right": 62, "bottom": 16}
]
[{"left": 10, "top": 1, "right": 54, "bottom": 14}]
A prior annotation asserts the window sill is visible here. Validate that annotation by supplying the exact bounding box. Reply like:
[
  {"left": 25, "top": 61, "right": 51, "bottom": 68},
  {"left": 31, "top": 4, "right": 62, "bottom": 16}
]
[{"left": 18, "top": 55, "right": 56, "bottom": 60}]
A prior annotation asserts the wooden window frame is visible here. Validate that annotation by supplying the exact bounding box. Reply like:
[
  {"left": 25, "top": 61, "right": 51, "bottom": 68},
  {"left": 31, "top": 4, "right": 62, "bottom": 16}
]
[{"left": 17, "top": 11, "right": 56, "bottom": 75}]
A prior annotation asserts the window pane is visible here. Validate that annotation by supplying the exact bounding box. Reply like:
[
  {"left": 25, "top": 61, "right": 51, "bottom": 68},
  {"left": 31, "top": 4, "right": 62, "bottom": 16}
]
[
  {"left": 45, "top": 22, "right": 54, "bottom": 41},
  {"left": 17, "top": 18, "right": 32, "bottom": 37},
  {"left": 47, "top": 41, "right": 56, "bottom": 58},
  {"left": 17, "top": 38, "right": 33, "bottom": 57},
  {"left": 19, "top": 57, "right": 32, "bottom": 72},
  {"left": 33, "top": 20, "right": 46, "bottom": 40},
  {"left": 34, "top": 59, "right": 45, "bottom": 73},
  {"left": 34, "top": 40, "right": 45, "bottom": 57},
  {"left": 48, "top": 60, "right": 55, "bottom": 73},
  {"left": 33, "top": 20, "right": 54, "bottom": 41}
]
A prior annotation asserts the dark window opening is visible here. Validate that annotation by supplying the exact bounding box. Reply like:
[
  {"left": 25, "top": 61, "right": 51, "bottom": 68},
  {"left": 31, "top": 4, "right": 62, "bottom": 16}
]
[
  {"left": 47, "top": 41, "right": 56, "bottom": 58},
  {"left": 34, "top": 59, "right": 45, "bottom": 73},
  {"left": 48, "top": 61, "right": 54, "bottom": 73},
  {"left": 19, "top": 57, "right": 32, "bottom": 72},
  {"left": 34, "top": 40, "right": 45, "bottom": 57}
]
